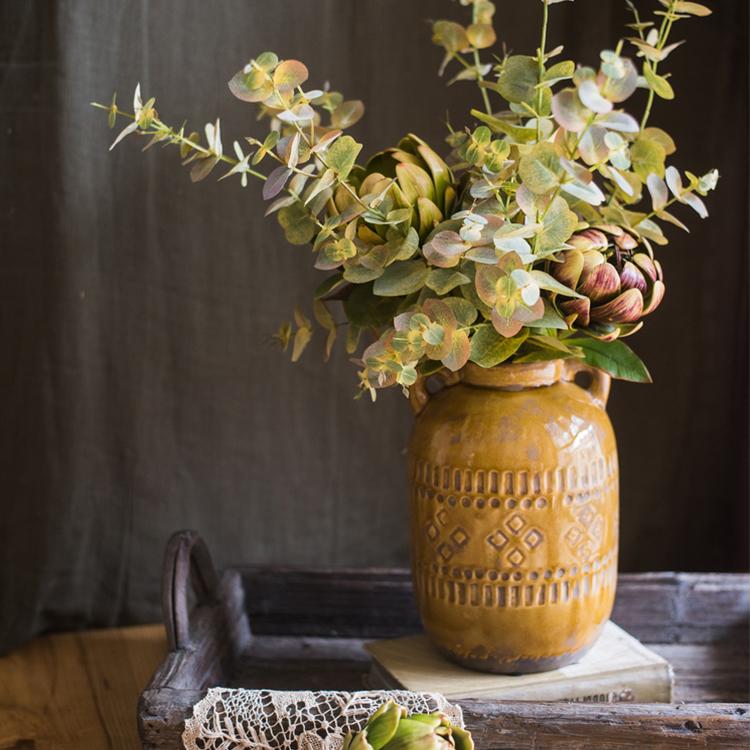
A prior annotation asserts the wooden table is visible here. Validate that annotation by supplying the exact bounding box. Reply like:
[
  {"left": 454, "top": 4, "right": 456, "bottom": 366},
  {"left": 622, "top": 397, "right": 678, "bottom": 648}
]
[{"left": 0, "top": 623, "right": 167, "bottom": 749}]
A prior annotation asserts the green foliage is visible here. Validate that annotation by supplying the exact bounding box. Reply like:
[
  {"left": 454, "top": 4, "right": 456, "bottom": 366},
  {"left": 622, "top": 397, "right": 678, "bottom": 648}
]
[
  {"left": 94, "top": 0, "right": 718, "bottom": 397},
  {"left": 568, "top": 337, "right": 652, "bottom": 383},
  {"left": 343, "top": 700, "right": 474, "bottom": 750}
]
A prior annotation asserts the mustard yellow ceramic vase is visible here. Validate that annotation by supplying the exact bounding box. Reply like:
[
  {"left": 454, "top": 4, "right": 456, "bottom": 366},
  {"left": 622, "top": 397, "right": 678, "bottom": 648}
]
[{"left": 408, "top": 359, "right": 618, "bottom": 674}]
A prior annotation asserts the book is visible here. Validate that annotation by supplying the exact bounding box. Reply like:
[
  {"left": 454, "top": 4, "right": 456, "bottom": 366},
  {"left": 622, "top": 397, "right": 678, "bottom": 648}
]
[{"left": 365, "top": 621, "right": 673, "bottom": 703}]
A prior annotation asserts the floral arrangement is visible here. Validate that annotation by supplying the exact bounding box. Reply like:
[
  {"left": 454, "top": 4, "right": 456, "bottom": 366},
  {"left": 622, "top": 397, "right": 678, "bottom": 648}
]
[{"left": 94, "top": 0, "right": 717, "bottom": 398}]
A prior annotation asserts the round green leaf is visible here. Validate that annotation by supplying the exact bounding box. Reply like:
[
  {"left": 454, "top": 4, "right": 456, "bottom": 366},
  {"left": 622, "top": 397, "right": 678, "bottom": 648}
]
[
  {"left": 497, "top": 55, "right": 539, "bottom": 105},
  {"left": 327, "top": 135, "right": 363, "bottom": 180},
  {"left": 373, "top": 260, "right": 430, "bottom": 297},
  {"left": 470, "top": 326, "right": 528, "bottom": 367}
]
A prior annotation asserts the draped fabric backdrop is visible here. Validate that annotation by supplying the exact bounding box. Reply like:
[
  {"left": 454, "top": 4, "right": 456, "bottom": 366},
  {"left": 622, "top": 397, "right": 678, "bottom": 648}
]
[{"left": 1, "top": 0, "right": 747, "bottom": 653}]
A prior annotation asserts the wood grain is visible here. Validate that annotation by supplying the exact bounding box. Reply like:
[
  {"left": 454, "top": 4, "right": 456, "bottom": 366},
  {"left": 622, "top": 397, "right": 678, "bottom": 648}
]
[
  {"left": 0, "top": 624, "right": 166, "bottom": 750},
  {"left": 238, "top": 568, "right": 750, "bottom": 644},
  {"left": 139, "top": 562, "right": 750, "bottom": 749},
  {"left": 459, "top": 701, "right": 750, "bottom": 749}
]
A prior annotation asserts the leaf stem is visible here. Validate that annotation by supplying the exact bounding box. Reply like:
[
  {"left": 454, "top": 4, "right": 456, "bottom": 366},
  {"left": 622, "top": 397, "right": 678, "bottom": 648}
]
[
  {"left": 640, "top": 0, "right": 677, "bottom": 130},
  {"left": 94, "top": 103, "right": 268, "bottom": 179},
  {"left": 471, "top": 2, "right": 493, "bottom": 115},
  {"left": 536, "top": 0, "right": 550, "bottom": 141},
  {"left": 642, "top": 186, "right": 696, "bottom": 223},
  {"left": 290, "top": 119, "right": 371, "bottom": 212}
]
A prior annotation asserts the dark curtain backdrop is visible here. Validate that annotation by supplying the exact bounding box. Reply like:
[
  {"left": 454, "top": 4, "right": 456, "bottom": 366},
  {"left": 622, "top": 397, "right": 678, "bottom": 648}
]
[{"left": 1, "top": 0, "right": 747, "bottom": 653}]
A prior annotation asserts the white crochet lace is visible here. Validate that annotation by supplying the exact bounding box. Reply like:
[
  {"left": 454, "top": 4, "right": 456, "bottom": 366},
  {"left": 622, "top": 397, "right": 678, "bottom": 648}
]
[{"left": 182, "top": 690, "right": 463, "bottom": 750}]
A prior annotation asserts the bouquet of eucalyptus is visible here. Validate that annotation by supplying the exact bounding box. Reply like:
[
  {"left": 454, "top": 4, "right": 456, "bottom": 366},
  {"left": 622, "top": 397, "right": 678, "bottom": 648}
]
[{"left": 94, "top": 0, "right": 717, "bottom": 398}]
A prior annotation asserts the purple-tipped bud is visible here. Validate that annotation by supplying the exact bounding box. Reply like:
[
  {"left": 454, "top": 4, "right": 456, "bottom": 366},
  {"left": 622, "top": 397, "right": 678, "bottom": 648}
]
[
  {"left": 633, "top": 253, "right": 658, "bottom": 282},
  {"left": 560, "top": 297, "right": 591, "bottom": 328},
  {"left": 568, "top": 229, "right": 608, "bottom": 251},
  {"left": 642, "top": 279, "right": 666, "bottom": 315},
  {"left": 615, "top": 233, "right": 638, "bottom": 251},
  {"left": 590, "top": 288, "right": 645, "bottom": 324},
  {"left": 619, "top": 261, "right": 648, "bottom": 294},
  {"left": 581, "top": 249, "right": 606, "bottom": 276},
  {"left": 654, "top": 259, "right": 664, "bottom": 282},
  {"left": 551, "top": 249, "right": 584, "bottom": 289},
  {"left": 596, "top": 223, "right": 624, "bottom": 237},
  {"left": 580, "top": 261, "right": 621, "bottom": 303}
]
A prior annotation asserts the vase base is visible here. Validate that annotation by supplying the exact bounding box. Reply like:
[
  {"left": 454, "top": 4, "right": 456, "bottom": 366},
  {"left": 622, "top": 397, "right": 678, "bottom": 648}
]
[{"left": 435, "top": 639, "right": 598, "bottom": 675}]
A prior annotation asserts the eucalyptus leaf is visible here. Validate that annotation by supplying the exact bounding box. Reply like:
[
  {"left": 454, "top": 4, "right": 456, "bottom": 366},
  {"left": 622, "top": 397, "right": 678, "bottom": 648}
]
[
  {"left": 631, "top": 138, "right": 666, "bottom": 180},
  {"left": 470, "top": 109, "right": 539, "bottom": 143},
  {"left": 530, "top": 270, "right": 585, "bottom": 298},
  {"left": 443, "top": 297, "right": 478, "bottom": 327},
  {"left": 277, "top": 201, "right": 316, "bottom": 245},
  {"left": 544, "top": 60, "right": 575, "bottom": 83},
  {"left": 519, "top": 143, "right": 561, "bottom": 195},
  {"left": 470, "top": 326, "right": 528, "bottom": 367},
  {"left": 426, "top": 269, "right": 471, "bottom": 295},
  {"left": 373, "top": 260, "right": 430, "bottom": 297},
  {"left": 327, "top": 135, "right": 362, "bottom": 180},
  {"left": 539, "top": 196, "right": 578, "bottom": 250},
  {"left": 643, "top": 62, "right": 675, "bottom": 100},
  {"left": 343, "top": 265, "right": 385, "bottom": 283},
  {"left": 331, "top": 100, "right": 365, "bottom": 129},
  {"left": 529, "top": 300, "right": 570, "bottom": 330},
  {"left": 497, "top": 55, "right": 539, "bottom": 104}
]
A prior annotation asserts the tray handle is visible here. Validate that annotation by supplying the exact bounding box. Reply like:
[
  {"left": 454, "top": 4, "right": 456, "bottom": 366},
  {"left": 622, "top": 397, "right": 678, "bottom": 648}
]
[{"left": 162, "top": 529, "right": 221, "bottom": 651}]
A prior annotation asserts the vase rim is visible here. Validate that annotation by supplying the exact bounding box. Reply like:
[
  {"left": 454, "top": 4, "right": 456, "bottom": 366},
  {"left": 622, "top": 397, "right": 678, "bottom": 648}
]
[{"left": 461, "top": 360, "right": 566, "bottom": 389}]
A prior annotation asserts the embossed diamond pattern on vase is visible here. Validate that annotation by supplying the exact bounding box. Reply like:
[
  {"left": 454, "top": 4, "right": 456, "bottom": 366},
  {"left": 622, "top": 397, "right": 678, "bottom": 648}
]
[
  {"left": 507, "top": 547, "right": 525, "bottom": 567},
  {"left": 487, "top": 529, "right": 509, "bottom": 552},
  {"left": 506, "top": 513, "right": 526, "bottom": 534},
  {"left": 565, "top": 503, "right": 606, "bottom": 561},
  {"left": 425, "top": 507, "right": 472, "bottom": 563},
  {"left": 524, "top": 528, "right": 543, "bottom": 550},
  {"left": 485, "top": 512, "right": 546, "bottom": 566}
]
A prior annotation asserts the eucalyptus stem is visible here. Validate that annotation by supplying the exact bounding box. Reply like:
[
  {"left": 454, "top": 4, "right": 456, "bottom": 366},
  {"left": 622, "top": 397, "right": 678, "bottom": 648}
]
[
  {"left": 641, "top": 0, "right": 677, "bottom": 129},
  {"left": 290, "top": 106, "right": 372, "bottom": 212},
  {"left": 472, "top": 2, "right": 493, "bottom": 116},
  {"left": 535, "top": 0, "right": 550, "bottom": 141},
  {"left": 568, "top": 113, "right": 597, "bottom": 160},
  {"left": 474, "top": 50, "right": 493, "bottom": 115},
  {"left": 92, "top": 102, "right": 267, "bottom": 179},
  {"left": 642, "top": 188, "right": 696, "bottom": 223}
]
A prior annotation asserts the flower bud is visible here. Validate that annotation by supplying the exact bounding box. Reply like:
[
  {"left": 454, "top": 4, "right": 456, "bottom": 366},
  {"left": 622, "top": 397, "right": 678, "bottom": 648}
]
[
  {"left": 590, "top": 287, "right": 645, "bottom": 324},
  {"left": 579, "top": 262, "right": 620, "bottom": 303},
  {"left": 568, "top": 229, "right": 608, "bottom": 251}
]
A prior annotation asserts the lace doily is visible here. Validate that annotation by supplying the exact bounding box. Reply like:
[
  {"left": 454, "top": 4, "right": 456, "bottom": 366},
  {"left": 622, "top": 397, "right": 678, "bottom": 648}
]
[{"left": 183, "top": 689, "right": 464, "bottom": 750}]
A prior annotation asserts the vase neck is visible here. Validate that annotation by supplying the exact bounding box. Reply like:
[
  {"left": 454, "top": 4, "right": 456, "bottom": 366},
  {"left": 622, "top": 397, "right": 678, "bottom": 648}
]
[{"left": 461, "top": 360, "right": 565, "bottom": 390}]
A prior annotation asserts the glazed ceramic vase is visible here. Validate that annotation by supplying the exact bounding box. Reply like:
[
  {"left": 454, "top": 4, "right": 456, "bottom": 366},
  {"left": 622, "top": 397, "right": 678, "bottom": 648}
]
[{"left": 408, "top": 359, "right": 618, "bottom": 674}]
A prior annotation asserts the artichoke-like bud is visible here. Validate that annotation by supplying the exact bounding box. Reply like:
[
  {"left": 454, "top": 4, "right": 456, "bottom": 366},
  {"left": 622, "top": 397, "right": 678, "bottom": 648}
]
[
  {"left": 363, "top": 135, "right": 457, "bottom": 239},
  {"left": 552, "top": 235, "right": 665, "bottom": 339},
  {"left": 342, "top": 701, "right": 474, "bottom": 750},
  {"left": 567, "top": 228, "right": 608, "bottom": 252}
]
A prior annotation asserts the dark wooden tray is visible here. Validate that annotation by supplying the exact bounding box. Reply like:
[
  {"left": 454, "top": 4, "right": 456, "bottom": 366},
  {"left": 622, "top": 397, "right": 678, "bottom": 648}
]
[{"left": 139, "top": 531, "right": 750, "bottom": 749}]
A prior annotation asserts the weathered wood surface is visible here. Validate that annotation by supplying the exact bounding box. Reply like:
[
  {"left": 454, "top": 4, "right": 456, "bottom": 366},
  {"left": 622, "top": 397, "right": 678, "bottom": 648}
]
[
  {"left": 139, "top": 633, "right": 750, "bottom": 748},
  {"left": 139, "top": 534, "right": 750, "bottom": 749},
  {"left": 239, "top": 568, "right": 750, "bottom": 644},
  {"left": 459, "top": 701, "right": 750, "bottom": 749},
  {"left": 141, "top": 688, "right": 750, "bottom": 750}
]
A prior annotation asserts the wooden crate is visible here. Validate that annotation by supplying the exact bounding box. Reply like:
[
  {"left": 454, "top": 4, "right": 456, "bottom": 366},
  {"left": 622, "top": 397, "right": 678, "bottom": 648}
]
[{"left": 140, "top": 531, "right": 750, "bottom": 749}]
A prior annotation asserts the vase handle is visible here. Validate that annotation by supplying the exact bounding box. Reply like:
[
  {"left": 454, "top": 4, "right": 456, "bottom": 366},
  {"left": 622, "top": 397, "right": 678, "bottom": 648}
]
[
  {"left": 564, "top": 360, "right": 611, "bottom": 409},
  {"left": 409, "top": 369, "right": 462, "bottom": 416}
]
